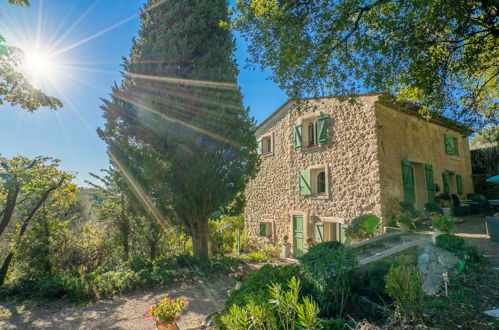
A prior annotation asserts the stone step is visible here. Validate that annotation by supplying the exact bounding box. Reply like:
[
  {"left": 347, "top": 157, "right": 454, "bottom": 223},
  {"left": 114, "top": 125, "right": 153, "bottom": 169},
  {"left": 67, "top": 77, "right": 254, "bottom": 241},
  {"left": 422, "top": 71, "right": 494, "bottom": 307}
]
[{"left": 358, "top": 236, "right": 429, "bottom": 266}]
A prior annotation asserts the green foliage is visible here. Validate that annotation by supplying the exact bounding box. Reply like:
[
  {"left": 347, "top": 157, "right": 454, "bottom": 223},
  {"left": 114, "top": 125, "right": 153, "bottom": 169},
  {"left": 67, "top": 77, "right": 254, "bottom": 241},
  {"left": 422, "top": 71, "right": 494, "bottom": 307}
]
[
  {"left": 299, "top": 241, "right": 357, "bottom": 316},
  {"left": 221, "top": 277, "right": 321, "bottom": 330},
  {"left": 240, "top": 252, "right": 267, "bottom": 262},
  {"left": 225, "top": 265, "right": 304, "bottom": 309},
  {"left": 470, "top": 126, "right": 499, "bottom": 148},
  {"left": 345, "top": 214, "right": 381, "bottom": 240},
  {"left": 385, "top": 265, "right": 425, "bottom": 321},
  {"left": 99, "top": 0, "right": 259, "bottom": 261},
  {"left": 2, "top": 255, "right": 243, "bottom": 301},
  {"left": 320, "top": 317, "right": 356, "bottom": 330},
  {"left": 431, "top": 213, "right": 454, "bottom": 233},
  {"left": 240, "top": 244, "right": 281, "bottom": 262},
  {"left": 436, "top": 234, "right": 465, "bottom": 254},
  {"left": 231, "top": 0, "right": 498, "bottom": 127},
  {"left": 0, "top": 35, "right": 62, "bottom": 111},
  {"left": 360, "top": 260, "right": 392, "bottom": 304},
  {"left": 395, "top": 211, "right": 415, "bottom": 230},
  {"left": 208, "top": 215, "right": 244, "bottom": 254}
]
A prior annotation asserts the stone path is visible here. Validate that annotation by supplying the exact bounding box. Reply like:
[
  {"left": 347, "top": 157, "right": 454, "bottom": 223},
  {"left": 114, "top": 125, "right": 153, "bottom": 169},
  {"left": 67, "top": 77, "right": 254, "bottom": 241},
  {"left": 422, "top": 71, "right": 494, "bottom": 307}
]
[{"left": 0, "top": 275, "right": 234, "bottom": 330}]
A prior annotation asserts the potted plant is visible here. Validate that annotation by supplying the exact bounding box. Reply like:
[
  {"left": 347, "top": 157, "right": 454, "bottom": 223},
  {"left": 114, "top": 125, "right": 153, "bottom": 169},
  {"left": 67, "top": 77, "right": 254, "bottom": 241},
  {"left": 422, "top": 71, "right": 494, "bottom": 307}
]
[
  {"left": 146, "top": 297, "right": 189, "bottom": 330},
  {"left": 396, "top": 211, "right": 414, "bottom": 232},
  {"left": 430, "top": 213, "right": 454, "bottom": 244},
  {"left": 436, "top": 193, "right": 452, "bottom": 215},
  {"left": 282, "top": 235, "right": 291, "bottom": 258},
  {"left": 305, "top": 237, "right": 314, "bottom": 247},
  {"left": 228, "top": 265, "right": 245, "bottom": 290}
]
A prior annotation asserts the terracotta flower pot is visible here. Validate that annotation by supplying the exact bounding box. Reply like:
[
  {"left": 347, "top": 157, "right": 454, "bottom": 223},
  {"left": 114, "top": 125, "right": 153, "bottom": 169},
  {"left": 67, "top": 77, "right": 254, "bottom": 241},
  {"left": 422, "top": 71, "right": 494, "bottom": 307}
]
[{"left": 157, "top": 322, "right": 179, "bottom": 330}]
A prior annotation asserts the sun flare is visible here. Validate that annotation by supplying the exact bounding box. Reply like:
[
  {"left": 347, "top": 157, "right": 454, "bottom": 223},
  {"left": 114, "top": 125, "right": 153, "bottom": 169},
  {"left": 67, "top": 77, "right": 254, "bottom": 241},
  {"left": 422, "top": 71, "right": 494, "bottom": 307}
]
[{"left": 21, "top": 48, "right": 59, "bottom": 86}]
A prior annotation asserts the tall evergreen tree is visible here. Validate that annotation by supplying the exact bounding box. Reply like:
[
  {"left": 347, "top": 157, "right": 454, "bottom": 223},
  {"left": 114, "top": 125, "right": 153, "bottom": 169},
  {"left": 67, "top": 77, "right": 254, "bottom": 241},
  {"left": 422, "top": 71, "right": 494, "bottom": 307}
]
[{"left": 99, "top": 0, "right": 258, "bottom": 261}]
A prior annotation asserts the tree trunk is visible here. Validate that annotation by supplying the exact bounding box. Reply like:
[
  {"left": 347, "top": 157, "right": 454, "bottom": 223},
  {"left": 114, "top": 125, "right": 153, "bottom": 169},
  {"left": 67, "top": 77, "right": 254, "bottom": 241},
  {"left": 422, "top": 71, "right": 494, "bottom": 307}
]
[
  {"left": 120, "top": 195, "right": 130, "bottom": 262},
  {"left": 0, "top": 252, "right": 14, "bottom": 286},
  {"left": 0, "top": 182, "right": 19, "bottom": 237},
  {"left": 191, "top": 219, "right": 208, "bottom": 262},
  {"left": 0, "top": 178, "right": 65, "bottom": 285}
]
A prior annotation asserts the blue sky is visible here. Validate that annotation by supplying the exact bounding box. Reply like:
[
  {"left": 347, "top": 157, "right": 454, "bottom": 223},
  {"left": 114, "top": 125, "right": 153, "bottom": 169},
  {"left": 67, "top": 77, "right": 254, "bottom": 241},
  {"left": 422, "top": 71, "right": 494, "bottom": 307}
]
[{"left": 0, "top": 0, "right": 287, "bottom": 186}]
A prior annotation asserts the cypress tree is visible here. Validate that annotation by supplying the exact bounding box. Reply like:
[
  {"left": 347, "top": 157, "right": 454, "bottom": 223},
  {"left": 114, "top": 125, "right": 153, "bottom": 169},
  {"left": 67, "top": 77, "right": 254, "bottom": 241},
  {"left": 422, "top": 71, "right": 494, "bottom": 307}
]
[{"left": 99, "top": 0, "right": 258, "bottom": 261}]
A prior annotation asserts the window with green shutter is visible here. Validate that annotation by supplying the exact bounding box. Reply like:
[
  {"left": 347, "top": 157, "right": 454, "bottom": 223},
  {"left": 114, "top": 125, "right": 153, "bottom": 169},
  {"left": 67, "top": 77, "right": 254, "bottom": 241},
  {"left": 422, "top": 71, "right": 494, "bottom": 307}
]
[
  {"left": 456, "top": 175, "right": 463, "bottom": 194},
  {"left": 401, "top": 160, "right": 415, "bottom": 204},
  {"left": 315, "top": 223, "right": 324, "bottom": 243},
  {"left": 259, "top": 222, "right": 267, "bottom": 237},
  {"left": 257, "top": 139, "right": 263, "bottom": 155},
  {"left": 317, "top": 171, "right": 326, "bottom": 194},
  {"left": 442, "top": 172, "right": 450, "bottom": 193},
  {"left": 424, "top": 164, "right": 436, "bottom": 204},
  {"left": 444, "top": 134, "right": 455, "bottom": 155},
  {"left": 340, "top": 224, "right": 348, "bottom": 244},
  {"left": 317, "top": 114, "right": 328, "bottom": 145},
  {"left": 299, "top": 170, "right": 312, "bottom": 195},
  {"left": 294, "top": 124, "right": 302, "bottom": 149}
]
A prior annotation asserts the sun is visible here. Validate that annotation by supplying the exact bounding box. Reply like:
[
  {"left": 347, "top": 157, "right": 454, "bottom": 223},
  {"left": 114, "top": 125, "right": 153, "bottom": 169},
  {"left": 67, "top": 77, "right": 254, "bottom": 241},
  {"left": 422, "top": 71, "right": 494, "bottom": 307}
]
[{"left": 21, "top": 48, "right": 60, "bottom": 88}]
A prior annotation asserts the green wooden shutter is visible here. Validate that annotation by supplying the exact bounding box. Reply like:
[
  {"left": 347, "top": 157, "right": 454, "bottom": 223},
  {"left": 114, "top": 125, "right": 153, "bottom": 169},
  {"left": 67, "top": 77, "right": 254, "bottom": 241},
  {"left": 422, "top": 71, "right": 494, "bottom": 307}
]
[
  {"left": 259, "top": 222, "right": 267, "bottom": 237},
  {"left": 299, "top": 170, "right": 312, "bottom": 195},
  {"left": 340, "top": 224, "right": 348, "bottom": 244},
  {"left": 317, "top": 114, "right": 328, "bottom": 145},
  {"left": 401, "top": 160, "right": 415, "bottom": 203},
  {"left": 257, "top": 139, "right": 263, "bottom": 155},
  {"left": 294, "top": 124, "right": 302, "bottom": 149},
  {"left": 315, "top": 223, "right": 324, "bottom": 243},
  {"left": 442, "top": 172, "right": 450, "bottom": 193},
  {"left": 456, "top": 175, "right": 463, "bottom": 194},
  {"left": 424, "top": 164, "right": 436, "bottom": 204},
  {"left": 444, "top": 134, "right": 455, "bottom": 155}
]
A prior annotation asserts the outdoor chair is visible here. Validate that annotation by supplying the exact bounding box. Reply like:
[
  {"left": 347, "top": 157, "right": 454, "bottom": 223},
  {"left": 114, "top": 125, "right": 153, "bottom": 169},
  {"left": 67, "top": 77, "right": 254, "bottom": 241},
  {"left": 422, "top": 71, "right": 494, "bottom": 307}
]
[
  {"left": 464, "top": 193, "right": 482, "bottom": 213},
  {"left": 451, "top": 194, "right": 470, "bottom": 216},
  {"left": 467, "top": 193, "right": 495, "bottom": 215}
]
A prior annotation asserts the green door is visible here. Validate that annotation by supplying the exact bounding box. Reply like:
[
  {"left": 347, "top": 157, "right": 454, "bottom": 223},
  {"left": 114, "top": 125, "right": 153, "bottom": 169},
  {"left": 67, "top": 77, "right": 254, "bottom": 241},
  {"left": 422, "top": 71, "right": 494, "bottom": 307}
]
[
  {"left": 401, "top": 160, "right": 415, "bottom": 204},
  {"left": 293, "top": 215, "right": 304, "bottom": 257}
]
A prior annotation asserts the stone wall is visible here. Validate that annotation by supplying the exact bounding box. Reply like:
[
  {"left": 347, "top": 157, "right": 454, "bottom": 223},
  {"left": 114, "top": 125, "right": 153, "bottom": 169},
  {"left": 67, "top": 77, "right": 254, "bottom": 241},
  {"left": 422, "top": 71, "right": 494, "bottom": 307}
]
[
  {"left": 375, "top": 103, "right": 474, "bottom": 218},
  {"left": 245, "top": 96, "right": 383, "bottom": 254}
]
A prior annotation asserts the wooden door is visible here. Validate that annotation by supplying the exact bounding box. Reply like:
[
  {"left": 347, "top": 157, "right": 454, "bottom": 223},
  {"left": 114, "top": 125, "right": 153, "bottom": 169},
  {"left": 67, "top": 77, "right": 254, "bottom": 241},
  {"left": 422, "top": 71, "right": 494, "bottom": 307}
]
[{"left": 293, "top": 215, "right": 304, "bottom": 257}]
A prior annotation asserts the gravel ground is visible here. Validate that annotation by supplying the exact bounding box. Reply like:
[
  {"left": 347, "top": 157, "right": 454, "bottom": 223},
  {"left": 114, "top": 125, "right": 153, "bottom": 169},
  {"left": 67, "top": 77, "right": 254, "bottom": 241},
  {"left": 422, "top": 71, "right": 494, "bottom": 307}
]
[
  {"left": 452, "top": 214, "right": 499, "bottom": 266},
  {"left": 0, "top": 275, "right": 234, "bottom": 330}
]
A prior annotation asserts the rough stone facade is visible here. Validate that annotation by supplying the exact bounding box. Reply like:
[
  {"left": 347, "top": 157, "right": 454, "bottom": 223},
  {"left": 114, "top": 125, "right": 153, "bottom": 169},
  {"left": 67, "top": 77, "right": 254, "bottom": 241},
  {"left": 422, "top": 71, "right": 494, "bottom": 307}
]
[{"left": 245, "top": 95, "right": 474, "bottom": 256}]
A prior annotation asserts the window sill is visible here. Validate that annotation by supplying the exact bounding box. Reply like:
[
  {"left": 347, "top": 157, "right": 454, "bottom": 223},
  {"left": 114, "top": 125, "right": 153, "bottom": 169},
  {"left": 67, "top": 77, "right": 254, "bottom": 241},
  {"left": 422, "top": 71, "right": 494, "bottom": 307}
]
[
  {"left": 301, "top": 145, "right": 324, "bottom": 153},
  {"left": 310, "top": 195, "right": 329, "bottom": 200},
  {"left": 261, "top": 152, "right": 274, "bottom": 157}
]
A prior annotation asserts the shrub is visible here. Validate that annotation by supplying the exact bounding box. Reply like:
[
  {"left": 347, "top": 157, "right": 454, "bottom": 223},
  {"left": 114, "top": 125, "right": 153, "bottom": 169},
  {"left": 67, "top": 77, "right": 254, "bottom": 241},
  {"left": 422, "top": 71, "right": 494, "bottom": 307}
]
[
  {"left": 320, "top": 317, "right": 356, "bottom": 329},
  {"left": 361, "top": 259, "right": 392, "bottom": 303},
  {"left": 35, "top": 278, "right": 67, "bottom": 299},
  {"left": 225, "top": 265, "right": 305, "bottom": 308},
  {"left": 241, "top": 252, "right": 268, "bottom": 262},
  {"left": 345, "top": 214, "right": 381, "bottom": 240},
  {"left": 436, "top": 234, "right": 465, "bottom": 254},
  {"left": 221, "top": 277, "right": 321, "bottom": 330},
  {"left": 208, "top": 215, "right": 244, "bottom": 255},
  {"left": 384, "top": 265, "right": 424, "bottom": 320},
  {"left": 395, "top": 211, "right": 415, "bottom": 230},
  {"left": 431, "top": 213, "right": 454, "bottom": 233},
  {"left": 299, "top": 241, "right": 357, "bottom": 316},
  {"left": 435, "top": 235, "right": 484, "bottom": 268},
  {"left": 461, "top": 245, "right": 484, "bottom": 265}
]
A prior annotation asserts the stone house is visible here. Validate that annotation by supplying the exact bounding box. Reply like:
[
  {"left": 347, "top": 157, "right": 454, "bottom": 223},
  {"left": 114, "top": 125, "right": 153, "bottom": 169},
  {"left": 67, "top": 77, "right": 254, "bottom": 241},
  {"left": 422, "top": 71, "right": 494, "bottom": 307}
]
[{"left": 245, "top": 94, "right": 473, "bottom": 257}]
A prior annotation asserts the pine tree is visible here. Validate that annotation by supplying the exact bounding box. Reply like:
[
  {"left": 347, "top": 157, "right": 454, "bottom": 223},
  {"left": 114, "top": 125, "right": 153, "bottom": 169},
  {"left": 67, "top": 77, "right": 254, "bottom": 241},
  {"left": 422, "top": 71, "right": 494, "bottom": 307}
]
[{"left": 99, "top": 0, "right": 258, "bottom": 261}]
